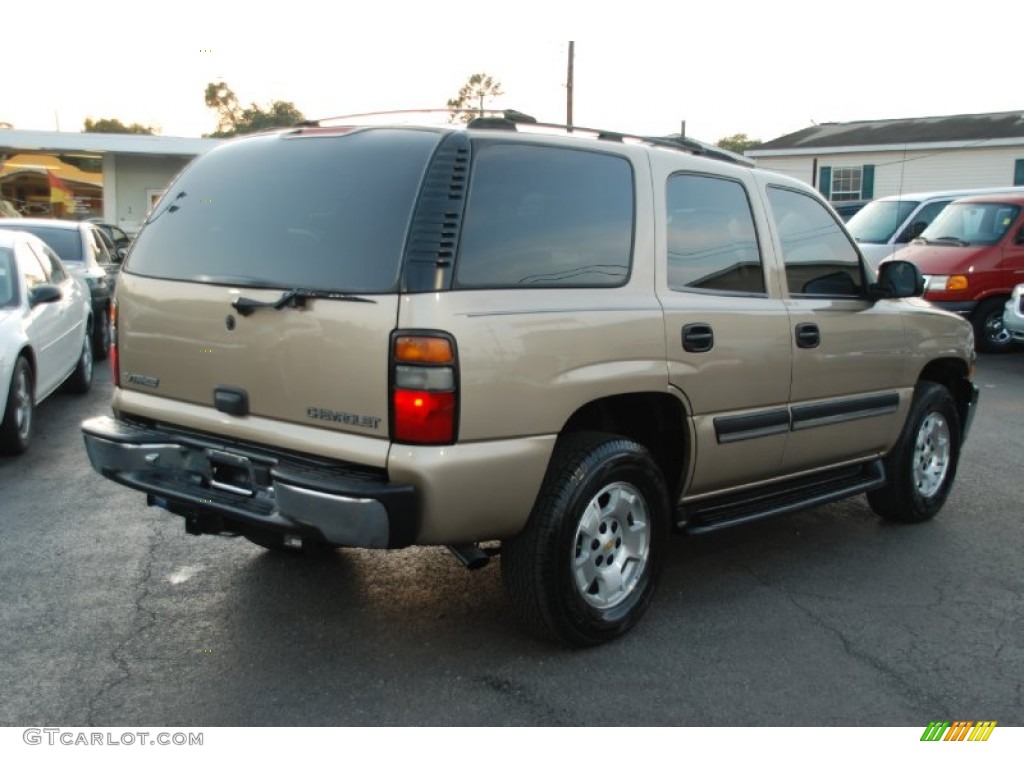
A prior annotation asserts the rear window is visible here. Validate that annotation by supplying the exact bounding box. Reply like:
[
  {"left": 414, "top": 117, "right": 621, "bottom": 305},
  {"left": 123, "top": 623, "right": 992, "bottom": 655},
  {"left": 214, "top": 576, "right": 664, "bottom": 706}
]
[
  {"left": 454, "top": 143, "right": 634, "bottom": 288},
  {"left": 126, "top": 128, "right": 441, "bottom": 293},
  {"left": 0, "top": 225, "right": 82, "bottom": 262}
]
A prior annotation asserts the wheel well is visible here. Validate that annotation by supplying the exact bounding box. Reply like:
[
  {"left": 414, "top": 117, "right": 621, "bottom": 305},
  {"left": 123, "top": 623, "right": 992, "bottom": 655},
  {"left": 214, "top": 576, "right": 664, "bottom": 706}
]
[
  {"left": 560, "top": 393, "right": 688, "bottom": 498},
  {"left": 972, "top": 294, "right": 1009, "bottom": 312},
  {"left": 13, "top": 347, "right": 35, "bottom": 397},
  {"left": 918, "top": 358, "right": 973, "bottom": 433}
]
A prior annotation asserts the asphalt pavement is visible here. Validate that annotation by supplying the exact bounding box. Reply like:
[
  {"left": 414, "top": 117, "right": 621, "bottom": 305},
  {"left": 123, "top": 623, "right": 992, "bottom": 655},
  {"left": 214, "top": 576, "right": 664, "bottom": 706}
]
[{"left": 1, "top": 354, "right": 1022, "bottom": 726}]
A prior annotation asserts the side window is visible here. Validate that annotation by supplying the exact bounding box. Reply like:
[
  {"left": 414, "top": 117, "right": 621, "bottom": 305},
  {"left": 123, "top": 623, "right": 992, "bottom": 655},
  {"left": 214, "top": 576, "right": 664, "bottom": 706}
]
[
  {"left": 455, "top": 143, "right": 633, "bottom": 288},
  {"left": 897, "top": 200, "right": 949, "bottom": 243},
  {"left": 33, "top": 242, "right": 68, "bottom": 283},
  {"left": 15, "top": 243, "right": 47, "bottom": 290},
  {"left": 90, "top": 230, "right": 112, "bottom": 265},
  {"left": 666, "top": 174, "right": 764, "bottom": 294},
  {"left": 0, "top": 248, "right": 16, "bottom": 307},
  {"left": 767, "top": 186, "right": 864, "bottom": 298}
]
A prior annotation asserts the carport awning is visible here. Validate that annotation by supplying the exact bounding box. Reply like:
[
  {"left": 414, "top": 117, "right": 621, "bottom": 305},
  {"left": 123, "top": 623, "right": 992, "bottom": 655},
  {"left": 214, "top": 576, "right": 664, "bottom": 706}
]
[{"left": 0, "top": 153, "right": 102, "bottom": 187}]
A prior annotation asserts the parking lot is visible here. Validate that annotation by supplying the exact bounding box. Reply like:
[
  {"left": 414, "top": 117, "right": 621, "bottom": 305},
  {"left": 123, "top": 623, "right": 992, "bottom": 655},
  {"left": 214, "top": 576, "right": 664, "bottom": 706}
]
[{"left": 1, "top": 354, "right": 1022, "bottom": 727}]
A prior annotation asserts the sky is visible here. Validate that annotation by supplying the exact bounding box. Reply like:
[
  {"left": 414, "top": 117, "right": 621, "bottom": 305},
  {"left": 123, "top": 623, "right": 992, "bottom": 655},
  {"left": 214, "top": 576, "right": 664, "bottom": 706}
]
[{"left": 4, "top": 1, "right": 1021, "bottom": 145}]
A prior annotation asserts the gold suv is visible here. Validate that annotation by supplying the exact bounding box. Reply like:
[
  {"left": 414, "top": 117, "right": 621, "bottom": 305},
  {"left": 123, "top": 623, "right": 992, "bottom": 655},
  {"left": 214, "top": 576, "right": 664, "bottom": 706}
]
[{"left": 82, "top": 113, "right": 979, "bottom": 646}]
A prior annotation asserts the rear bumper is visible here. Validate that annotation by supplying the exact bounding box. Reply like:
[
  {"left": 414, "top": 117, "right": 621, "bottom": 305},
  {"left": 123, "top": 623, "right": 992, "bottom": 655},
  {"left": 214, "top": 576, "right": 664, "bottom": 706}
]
[{"left": 81, "top": 415, "right": 418, "bottom": 548}]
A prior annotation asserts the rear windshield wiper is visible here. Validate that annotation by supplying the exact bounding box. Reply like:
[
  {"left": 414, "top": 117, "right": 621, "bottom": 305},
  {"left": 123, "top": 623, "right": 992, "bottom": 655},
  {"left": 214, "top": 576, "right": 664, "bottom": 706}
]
[{"left": 232, "top": 288, "right": 376, "bottom": 316}]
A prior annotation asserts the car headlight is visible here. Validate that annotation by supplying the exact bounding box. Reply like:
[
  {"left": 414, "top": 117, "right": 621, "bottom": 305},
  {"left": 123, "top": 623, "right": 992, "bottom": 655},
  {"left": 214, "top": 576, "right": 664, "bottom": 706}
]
[{"left": 924, "top": 275, "right": 968, "bottom": 292}]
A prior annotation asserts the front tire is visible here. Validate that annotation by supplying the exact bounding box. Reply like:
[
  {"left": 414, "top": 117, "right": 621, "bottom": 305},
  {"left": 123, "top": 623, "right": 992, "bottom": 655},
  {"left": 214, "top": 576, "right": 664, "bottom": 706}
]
[
  {"left": 0, "top": 358, "right": 34, "bottom": 455},
  {"left": 501, "top": 432, "right": 670, "bottom": 647},
  {"left": 868, "top": 381, "right": 961, "bottom": 522},
  {"left": 972, "top": 297, "right": 1013, "bottom": 353},
  {"left": 92, "top": 306, "right": 110, "bottom": 361}
]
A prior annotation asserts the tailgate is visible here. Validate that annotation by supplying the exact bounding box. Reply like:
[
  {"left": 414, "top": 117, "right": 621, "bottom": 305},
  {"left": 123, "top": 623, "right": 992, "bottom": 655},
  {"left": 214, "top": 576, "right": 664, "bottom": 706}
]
[{"left": 117, "top": 273, "right": 397, "bottom": 439}]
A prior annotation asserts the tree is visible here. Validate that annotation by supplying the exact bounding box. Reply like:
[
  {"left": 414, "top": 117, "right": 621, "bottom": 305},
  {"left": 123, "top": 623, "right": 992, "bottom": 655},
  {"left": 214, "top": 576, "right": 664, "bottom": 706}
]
[
  {"left": 446, "top": 73, "right": 504, "bottom": 123},
  {"left": 83, "top": 117, "right": 156, "bottom": 135},
  {"left": 204, "top": 81, "right": 241, "bottom": 135},
  {"left": 203, "top": 81, "right": 305, "bottom": 138},
  {"left": 715, "top": 133, "right": 762, "bottom": 154}
]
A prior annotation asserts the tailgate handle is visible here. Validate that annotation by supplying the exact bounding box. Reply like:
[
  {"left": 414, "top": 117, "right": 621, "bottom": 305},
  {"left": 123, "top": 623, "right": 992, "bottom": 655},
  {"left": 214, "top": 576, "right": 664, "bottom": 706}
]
[{"left": 214, "top": 386, "right": 249, "bottom": 416}]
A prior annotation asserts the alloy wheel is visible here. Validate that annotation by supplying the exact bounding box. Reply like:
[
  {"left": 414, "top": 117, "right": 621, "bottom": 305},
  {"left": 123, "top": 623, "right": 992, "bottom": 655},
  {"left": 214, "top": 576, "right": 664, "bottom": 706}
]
[{"left": 572, "top": 481, "right": 650, "bottom": 609}]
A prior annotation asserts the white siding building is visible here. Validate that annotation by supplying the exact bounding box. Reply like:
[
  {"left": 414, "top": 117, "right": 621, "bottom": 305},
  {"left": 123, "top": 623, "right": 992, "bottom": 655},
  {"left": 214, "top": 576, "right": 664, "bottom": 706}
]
[{"left": 747, "top": 111, "right": 1024, "bottom": 204}]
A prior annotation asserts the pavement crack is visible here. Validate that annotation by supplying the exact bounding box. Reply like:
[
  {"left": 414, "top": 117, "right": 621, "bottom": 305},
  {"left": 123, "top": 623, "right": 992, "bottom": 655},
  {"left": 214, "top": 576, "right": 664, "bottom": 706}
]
[
  {"left": 474, "top": 674, "right": 570, "bottom": 725},
  {"left": 733, "top": 560, "right": 947, "bottom": 716},
  {"left": 84, "top": 525, "right": 164, "bottom": 725}
]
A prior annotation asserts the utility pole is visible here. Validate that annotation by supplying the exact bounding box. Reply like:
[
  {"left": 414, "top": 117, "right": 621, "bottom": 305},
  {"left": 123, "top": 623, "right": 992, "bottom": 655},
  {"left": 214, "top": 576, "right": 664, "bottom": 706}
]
[{"left": 566, "top": 41, "right": 574, "bottom": 131}]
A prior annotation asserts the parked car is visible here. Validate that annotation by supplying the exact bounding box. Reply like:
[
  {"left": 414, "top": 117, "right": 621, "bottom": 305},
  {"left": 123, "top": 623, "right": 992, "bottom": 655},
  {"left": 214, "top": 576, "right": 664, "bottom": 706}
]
[
  {"left": 88, "top": 220, "right": 133, "bottom": 254},
  {"left": 831, "top": 201, "right": 868, "bottom": 221},
  {"left": 847, "top": 186, "right": 1024, "bottom": 268},
  {"left": 0, "top": 229, "right": 93, "bottom": 454},
  {"left": 0, "top": 218, "right": 118, "bottom": 360},
  {"left": 1004, "top": 283, "right": 1024, "bottom": 343},
  {"left": 81, "top": 114, "right": 977, "bottom": 646},
  {"left": 891, "top": 193, "right": 1024, "bottom": 352}
]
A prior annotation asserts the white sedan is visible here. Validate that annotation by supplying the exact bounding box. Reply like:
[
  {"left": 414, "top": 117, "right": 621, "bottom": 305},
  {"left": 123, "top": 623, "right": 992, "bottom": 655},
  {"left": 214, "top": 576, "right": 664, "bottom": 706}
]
[
  {"left": 1004, "top": 283, "right": 1024, "bottom": 345},
  {"left": 0, "top": 229, "right": 93, "bottom": 454}
]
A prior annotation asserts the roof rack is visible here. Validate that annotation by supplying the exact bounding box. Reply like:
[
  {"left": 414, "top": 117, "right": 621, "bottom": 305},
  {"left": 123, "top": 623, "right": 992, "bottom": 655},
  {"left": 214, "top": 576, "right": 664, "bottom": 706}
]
[{"left": 291, "top": 109, "right": 753, "bottom": 168}]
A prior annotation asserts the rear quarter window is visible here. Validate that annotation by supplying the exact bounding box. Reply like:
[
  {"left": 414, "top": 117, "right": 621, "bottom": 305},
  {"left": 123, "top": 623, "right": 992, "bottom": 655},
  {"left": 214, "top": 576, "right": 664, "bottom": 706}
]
[{"left": 454, "top": 143, "right": 634, "bottom": 288}]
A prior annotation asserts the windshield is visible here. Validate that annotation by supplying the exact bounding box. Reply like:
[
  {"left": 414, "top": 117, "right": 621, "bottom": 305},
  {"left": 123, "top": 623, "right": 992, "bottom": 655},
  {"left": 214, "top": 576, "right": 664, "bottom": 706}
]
[
  {"left": 0, "top": 248, "right": 17, "bottom": 307},
  {"left": 127, "top": 128, "right": 441, "bottom": 293},
  {"left": 845, "top": 200, "right": 919, "bottom": 243},
  {"left": 920, "top": 202, "right": 1021, "bottom": 246}
]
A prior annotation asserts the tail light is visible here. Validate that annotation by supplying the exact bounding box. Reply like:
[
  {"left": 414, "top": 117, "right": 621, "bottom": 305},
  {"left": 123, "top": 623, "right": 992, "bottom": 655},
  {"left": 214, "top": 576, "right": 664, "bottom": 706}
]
[
  {"left": 391, "top": 333, "right": 457, "bottom": 444},
  {"left": 109, "top": 299, "right": 120, "bottom": 388}
]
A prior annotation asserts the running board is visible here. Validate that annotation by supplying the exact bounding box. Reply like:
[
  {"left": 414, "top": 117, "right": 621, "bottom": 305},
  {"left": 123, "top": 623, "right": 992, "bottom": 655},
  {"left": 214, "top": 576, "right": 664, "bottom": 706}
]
[{"left": 677, "top": 459, "right": 886, "bottom": 535}]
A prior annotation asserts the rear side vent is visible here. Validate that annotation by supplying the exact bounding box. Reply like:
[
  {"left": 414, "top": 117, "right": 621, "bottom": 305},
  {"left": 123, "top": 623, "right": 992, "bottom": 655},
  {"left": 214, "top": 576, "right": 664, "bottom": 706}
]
[{"left": 403, "top": 132, "right": 472, "bottom": 292}]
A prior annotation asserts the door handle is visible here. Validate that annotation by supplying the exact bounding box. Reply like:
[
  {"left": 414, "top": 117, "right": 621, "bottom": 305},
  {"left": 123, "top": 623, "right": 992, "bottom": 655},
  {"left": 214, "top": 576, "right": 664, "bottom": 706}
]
[
  {"left": 795, "top": 323, "right": 820, "bottom": 349},
  {"left": 682, "top": 323, "right": 714, "bottom": 353}
]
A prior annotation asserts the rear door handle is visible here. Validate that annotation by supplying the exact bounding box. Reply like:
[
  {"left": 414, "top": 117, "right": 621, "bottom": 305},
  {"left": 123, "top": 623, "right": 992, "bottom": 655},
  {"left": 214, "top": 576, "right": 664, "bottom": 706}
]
[
  {"left": 682, "top": 323, "right": 714, "bottom": 353},
  {"left": 795, "top": 323, "right": 820, "bottom": 349}
]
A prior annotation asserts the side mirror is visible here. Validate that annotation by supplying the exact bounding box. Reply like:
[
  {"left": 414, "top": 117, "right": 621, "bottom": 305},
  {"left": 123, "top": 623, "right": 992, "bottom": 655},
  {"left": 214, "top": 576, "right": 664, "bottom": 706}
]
[
  {"left": 29, "top": 284, "right": 62, "bottom": 307},
  {"left": 1015, "top": 228, "right": 1024, "bottom": 245},
  {"left": 114, "top": 247, "right": 128, "bottom": 264},
  {"left": 871, "top": 260, "right": 924, "bottom": 300}
]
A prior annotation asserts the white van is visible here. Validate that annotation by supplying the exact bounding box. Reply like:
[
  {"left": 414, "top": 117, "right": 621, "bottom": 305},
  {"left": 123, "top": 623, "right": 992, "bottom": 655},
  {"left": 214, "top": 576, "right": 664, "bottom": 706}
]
[{"left": 847, "top": 186, "right": 1023, "bottom": 267}]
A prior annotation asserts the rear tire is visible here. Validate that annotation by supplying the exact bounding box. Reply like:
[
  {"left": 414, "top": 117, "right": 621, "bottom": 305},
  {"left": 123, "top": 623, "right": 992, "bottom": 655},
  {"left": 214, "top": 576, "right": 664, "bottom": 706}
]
[
  {"left": 0, "top": 358, "right": 33, "bottom": 455},
  {"left": 64, "top": 330, "right": 94, "bottom": 395},
  {"left": 868, "top": 381, "right": 961, "bottom": 523},
  {"left": 501, "top": 432, "right": 670, "bottom": 647}
]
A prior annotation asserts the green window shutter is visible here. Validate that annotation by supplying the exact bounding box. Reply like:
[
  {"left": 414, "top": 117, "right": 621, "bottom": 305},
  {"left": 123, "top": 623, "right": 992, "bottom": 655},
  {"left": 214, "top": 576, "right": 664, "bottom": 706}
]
[
  {"left": 1015, "top": 159, "right": 1024, "bottom": 186},
  {"left": 861, "top": 164, "right": 875, "bottom": 199},
  {"left": 819, "top": 166, "right": 832, "bottom": 199}
]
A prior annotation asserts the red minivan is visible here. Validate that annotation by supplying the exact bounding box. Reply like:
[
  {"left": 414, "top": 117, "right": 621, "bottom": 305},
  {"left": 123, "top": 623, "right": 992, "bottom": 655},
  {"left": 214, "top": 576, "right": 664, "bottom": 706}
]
[{"left": 895, "top": 193, "right": 1024, "bottom": 352}]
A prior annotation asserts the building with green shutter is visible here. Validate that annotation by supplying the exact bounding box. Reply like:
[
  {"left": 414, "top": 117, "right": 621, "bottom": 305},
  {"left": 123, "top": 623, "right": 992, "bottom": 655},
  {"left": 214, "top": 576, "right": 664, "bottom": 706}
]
[{"left": 745, "top": 110, "right": 1024, "bottom": 208}]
